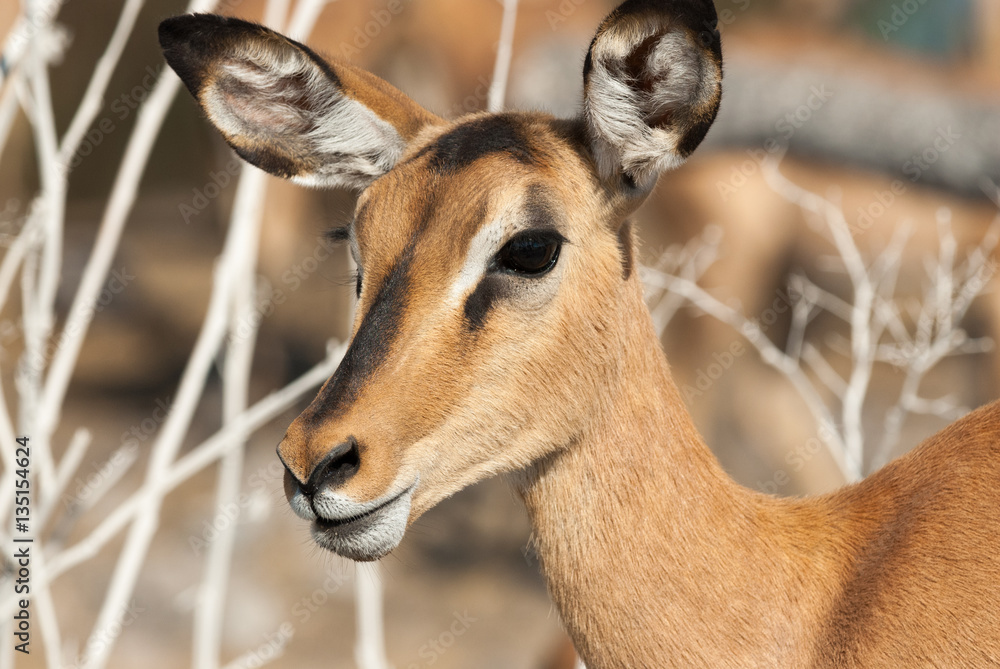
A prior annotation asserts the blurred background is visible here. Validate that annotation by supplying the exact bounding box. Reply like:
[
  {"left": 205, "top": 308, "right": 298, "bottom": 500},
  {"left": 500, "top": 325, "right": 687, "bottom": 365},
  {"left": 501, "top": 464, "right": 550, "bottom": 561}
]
[{"left": 1, "top": 0, "right": 999, "bottom": 667}]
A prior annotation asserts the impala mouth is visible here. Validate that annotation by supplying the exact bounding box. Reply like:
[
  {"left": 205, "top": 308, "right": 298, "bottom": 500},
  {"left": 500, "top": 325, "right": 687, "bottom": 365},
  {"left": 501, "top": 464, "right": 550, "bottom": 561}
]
[{"left": 310, "top": 479, "right": 418, "bottom": 561}]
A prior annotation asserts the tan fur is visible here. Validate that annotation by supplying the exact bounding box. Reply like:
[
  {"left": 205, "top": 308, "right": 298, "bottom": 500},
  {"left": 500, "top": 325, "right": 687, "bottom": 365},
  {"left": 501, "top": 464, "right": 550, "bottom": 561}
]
[
  {"left": 281, "top": 110, "right": 1000, "bottom": 665},
  {"left": 516, "top": 266, "right": 1000, "bottom": 667},
  {"left": 162, "top": 3, "right": 1000, "bottom": 666}
]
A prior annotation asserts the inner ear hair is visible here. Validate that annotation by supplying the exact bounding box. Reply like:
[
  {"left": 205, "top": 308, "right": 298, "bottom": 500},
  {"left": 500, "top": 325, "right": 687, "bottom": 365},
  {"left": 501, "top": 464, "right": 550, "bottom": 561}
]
[
  {"left": 159, "top": 14, "right": 440, "bottom": 191},
  {"left": 583, "top": 0, "right": 723, "bottom": 191}
]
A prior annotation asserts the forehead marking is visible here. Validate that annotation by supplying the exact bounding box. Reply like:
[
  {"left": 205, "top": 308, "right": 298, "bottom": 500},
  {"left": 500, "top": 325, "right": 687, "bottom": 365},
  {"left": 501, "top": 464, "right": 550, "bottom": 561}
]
[{"left": 413, "top": 114, "right": 536, "bottom": 174}]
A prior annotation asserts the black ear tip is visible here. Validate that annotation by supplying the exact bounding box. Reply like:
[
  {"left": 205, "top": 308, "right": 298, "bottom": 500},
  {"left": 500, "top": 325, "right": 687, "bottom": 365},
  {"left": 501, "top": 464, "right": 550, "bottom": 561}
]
[
  {"left": 158, "top": 14, "right": 274, "bottom": 55},
  {"left": 157, "top": 17, "right": 177, "bottom": 49},
  {"left": 158, "top": 14, "right": 240, "bottom": 49},
  {"left": 158, "top": 15, "right": 198, "bottom": 50},
  {"left": 159, "top": 15, "right": 230, "bottom": 91}
]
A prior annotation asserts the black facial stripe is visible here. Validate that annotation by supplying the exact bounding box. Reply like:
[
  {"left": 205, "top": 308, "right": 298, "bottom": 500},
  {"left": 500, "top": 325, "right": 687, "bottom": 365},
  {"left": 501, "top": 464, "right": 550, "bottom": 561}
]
[
  {"left": 463, "top": 273, "right": 510, "bottom": 331},
  {"left": 304, "top": 191, "right": 439, "bottom": 424},
  {"left": 414, "top": 114, "right": 536, "bottom": 174},
  {"left": 305, "top": 245, "right": 414, "bottom": 424}
]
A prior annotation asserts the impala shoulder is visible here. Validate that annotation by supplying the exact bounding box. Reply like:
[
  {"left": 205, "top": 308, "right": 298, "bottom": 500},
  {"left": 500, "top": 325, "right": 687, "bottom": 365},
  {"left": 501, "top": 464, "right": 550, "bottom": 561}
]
[
  {"left": 823, "top": 400, "right": 1000, "bottom": 526},
  {"left": 915, "top": 398, "right": 1000, "bottom": 466}
]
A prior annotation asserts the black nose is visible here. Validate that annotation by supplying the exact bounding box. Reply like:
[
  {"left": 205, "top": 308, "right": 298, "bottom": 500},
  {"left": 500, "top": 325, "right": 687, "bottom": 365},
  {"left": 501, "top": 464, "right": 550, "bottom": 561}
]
[{"left": 301, "top": 436, "right": 361, "bottom": 496}]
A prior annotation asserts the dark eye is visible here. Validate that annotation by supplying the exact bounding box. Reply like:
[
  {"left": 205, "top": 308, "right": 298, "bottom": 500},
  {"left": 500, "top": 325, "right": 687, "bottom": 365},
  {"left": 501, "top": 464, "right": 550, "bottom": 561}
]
[
  {"left": 355, "top": 270, "right": 362, "bottom": 298},
  {"left": 495, "top": 231, "right": 564, "bottom": 275}
]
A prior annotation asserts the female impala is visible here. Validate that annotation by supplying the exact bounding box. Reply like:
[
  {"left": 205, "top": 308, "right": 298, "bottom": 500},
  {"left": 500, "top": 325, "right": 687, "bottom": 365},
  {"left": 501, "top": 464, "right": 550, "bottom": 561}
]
[{"left": 160, "top": 1, "right": 1000, "bottom": 666}]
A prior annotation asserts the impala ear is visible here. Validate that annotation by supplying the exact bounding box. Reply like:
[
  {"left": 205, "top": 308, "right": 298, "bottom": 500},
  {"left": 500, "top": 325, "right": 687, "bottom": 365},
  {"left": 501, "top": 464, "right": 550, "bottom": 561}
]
[
  {"left": 583, "top": 0, "right": 722, "bottom": 191},
  {"left": 159, "top": 14, "right": 441, "bottom": 190}
]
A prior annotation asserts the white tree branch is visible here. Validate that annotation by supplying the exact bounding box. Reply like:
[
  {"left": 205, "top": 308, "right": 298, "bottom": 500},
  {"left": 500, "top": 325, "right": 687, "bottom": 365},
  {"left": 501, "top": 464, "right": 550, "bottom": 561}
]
[
  {"left": 487, "top": 0, "right": 518, "bottom": 113},
  {"left": 192, "top": 167, "right": 267, "bottom": 669},
  {"left": 0, "top": 342, "right": 344, "bottom": 617},
  {"left": 56, "top": 0, "right": 146, "bottom": 167}
]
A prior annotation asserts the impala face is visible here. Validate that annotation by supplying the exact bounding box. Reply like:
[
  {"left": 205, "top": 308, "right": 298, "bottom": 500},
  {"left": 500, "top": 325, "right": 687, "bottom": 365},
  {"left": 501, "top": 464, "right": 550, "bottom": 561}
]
[
  {"left": 160, "top": 0, "right": 722, "bottom": 560},
  {"left": 281, "top": 117, "right": 623, "bottom": 559}
]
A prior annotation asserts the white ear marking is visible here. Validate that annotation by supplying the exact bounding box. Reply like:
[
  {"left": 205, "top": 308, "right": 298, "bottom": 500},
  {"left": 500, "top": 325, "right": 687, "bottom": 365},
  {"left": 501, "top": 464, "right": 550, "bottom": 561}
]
[
  {"left": 203, "top": 47, "right": 406, "bottom": 190},
  {"left": 160, "top": 14, "right": 438, "bottom": 191},
  {"left": 582, "top": 2, "right": 723, "bottom": 190}
]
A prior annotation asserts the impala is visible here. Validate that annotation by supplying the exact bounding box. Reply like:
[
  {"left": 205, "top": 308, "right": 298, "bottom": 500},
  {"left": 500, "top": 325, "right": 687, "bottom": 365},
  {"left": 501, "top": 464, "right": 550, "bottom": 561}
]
[{"left": 160, "top": 1, "right": 1000, "bottom": 666}]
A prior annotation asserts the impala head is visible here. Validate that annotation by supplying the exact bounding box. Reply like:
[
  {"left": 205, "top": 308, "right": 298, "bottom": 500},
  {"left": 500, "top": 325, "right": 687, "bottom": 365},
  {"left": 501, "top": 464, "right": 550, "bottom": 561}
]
[{"left": 160, "top": 0, "right": 722, "bottom": 560}]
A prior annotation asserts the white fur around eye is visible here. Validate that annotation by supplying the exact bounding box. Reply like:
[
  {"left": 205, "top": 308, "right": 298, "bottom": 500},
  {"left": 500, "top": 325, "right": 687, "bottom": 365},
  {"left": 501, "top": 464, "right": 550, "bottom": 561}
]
[{"left": 448, "top": 217, "right": 510, "bottom": 304}]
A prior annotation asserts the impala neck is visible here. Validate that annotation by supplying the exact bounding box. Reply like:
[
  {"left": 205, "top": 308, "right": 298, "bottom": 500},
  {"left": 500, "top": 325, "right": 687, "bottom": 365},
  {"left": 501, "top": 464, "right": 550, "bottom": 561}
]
[{"left": 515, "top": 277, "right": 831, "bottom": 667}]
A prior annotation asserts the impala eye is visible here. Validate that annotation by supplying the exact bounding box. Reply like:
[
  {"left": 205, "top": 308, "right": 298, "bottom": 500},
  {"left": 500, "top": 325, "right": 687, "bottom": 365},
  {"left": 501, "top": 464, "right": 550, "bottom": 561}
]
[{"left": 495, "top": 231, "right": 564, "bottom": 276}]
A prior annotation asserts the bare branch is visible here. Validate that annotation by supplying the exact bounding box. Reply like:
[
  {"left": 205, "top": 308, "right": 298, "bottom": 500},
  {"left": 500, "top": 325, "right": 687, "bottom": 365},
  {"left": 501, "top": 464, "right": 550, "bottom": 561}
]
[
  {"left": 0, "top": 342, "right": 345, "bottom": 615},
  {"left": 488, "top": 0, "right": 519, "bottom": 113}
]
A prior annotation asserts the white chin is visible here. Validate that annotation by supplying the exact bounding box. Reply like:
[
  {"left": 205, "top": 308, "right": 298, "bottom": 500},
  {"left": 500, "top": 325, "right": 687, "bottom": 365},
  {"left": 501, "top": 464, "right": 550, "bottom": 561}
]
[{"left": 310, "top": 488, "right": 413, "bottom": 561}]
